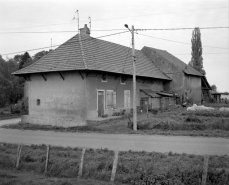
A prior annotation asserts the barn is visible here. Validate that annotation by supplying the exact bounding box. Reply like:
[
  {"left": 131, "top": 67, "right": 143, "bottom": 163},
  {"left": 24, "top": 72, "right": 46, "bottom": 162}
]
[{"left": 141, "top": 47, "right": 211, "bottom": 105}]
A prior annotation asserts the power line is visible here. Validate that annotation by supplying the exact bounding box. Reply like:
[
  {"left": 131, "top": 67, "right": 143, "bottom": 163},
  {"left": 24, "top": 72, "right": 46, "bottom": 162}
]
[
  {"left": 0, "top": 29, "right": 127, "bottom": 34},
  {"left": 138, "top": 33, "right": 228, "bottom": 50},
  {"left": 136, "top": 27, "right": 229, "bottom": 31},
  {"left": 1, "top": 31, "right": 129, "bottom": 56},
  {"left": 1, "top": 26, "right": 228, "bottom": 34},
  {"left": 122, "top": 40, "right": 132, "bottom": 73},
  {"left": 174, "top": 53, "right": 228, "bottom": 55},
  {"left": 0, "top": 6, "right": 226, "bottom": 32}
]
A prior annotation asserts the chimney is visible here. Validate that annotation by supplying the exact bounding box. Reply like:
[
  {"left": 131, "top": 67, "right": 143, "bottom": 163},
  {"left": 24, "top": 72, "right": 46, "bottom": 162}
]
[{"left": 80, "top": 24, "right": 90, "bottom": 36}]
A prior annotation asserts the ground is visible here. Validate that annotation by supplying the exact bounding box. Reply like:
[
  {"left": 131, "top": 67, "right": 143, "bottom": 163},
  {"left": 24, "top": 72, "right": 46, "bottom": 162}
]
[{"left": 0, "top": 169, "right": 119, "bottom": 185}]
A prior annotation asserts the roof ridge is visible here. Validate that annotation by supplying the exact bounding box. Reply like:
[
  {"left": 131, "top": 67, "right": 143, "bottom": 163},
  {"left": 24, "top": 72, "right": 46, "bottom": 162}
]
[{"left": 78, "top": 34, "right": 88, "bottom": 69}]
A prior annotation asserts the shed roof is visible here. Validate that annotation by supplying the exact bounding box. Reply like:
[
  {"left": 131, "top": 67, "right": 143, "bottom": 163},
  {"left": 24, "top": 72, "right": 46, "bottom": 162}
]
[
  {"left": 13, "top": 33, "right": 170, "bottom": 80},
  {"left": 142, "top": 47, "right": 203, "bottom": 77}
]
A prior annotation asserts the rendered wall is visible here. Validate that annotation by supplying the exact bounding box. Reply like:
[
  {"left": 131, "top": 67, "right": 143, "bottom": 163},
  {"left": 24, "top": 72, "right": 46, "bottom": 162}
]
[
  {"left": 184, "top": 75, "right": 201, "bottom": 104},
  {"left": 85, "top": 72, "right": 164, "bottom": 118},
  {"left": 86, "top": 72, "right": 134, "bottom": 118},
  {"left": 23, "top": 71, "right": 87, "bottom": 127}
]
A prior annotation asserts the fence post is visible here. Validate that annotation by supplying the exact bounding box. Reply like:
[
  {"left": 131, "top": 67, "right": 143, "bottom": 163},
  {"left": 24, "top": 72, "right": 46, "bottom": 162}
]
[
  {"left": 78, "top": 148, "right": 86, "bottom": 178},
  {"left": 111, "top": 150, "right": 119, "bottom": 182},
  {"left": 44, "top": 145, "right": 50, "bottom": 174},
  {"left": 201, "top": 155, "right": 209, "bottom": 185},
  {"left": 16, "top": 144, "right": 22, "bottom": 169}
]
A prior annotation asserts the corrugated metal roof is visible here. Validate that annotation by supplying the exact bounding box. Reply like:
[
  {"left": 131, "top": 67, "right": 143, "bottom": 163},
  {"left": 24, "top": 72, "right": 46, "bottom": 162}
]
[
  {"left": 13, "top": 34, "right": 170, "bottom": 80},
  {"left": 142, "top": 47, "right": 203, "bottom": 77}
]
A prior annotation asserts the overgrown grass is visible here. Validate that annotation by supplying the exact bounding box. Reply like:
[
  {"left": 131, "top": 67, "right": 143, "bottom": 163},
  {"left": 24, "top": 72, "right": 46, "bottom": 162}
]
[
  {"left": 136, "top": 116, "right": 229, "bottom": 131},
  {"left": 0, "top": 143, "right": 228, "bottom": 184},
  {"left": 182, "top": 109, "right": 229, "bottom": 118},
  {"left": 2, "top": 122, "right": 103, "bottom": 132},
  {"left": 2, "top": 107, "right": 229, "bottom": 137},
  {"left": 204, "top": 102, "right": 229, "bottom": 108}
]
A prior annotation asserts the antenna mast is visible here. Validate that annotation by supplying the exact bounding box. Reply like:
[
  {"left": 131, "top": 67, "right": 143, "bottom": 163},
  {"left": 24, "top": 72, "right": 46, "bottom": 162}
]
[
  {"left": 77, "top": 10, "right": 79, "bottom": 33},
  {"left": 88, "top": 16, "right": 91, "bottom": 33}
]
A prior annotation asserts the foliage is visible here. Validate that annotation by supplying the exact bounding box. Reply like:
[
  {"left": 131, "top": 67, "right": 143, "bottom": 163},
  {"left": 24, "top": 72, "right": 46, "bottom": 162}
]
[
  {"left": 211, "top": 84, "right": 217, "bottom": 92},
  {"left": 0, "top": 50, "right": 50, "bottom": 108},
  {"left": 189, "top": 27, "right": 206, "bottom": 75},
  {"left": 0, "top": 55, "right": 23, "bottom": 107},
  {"left": 19, "top": 52, "right": 31, "bottom": 69}
]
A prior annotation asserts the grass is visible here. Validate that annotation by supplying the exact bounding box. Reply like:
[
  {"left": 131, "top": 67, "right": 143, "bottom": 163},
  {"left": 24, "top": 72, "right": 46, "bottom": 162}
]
[
  {"left": 0, "top": 113, "right": 21, "bottom": 120},
  {"left": 0, "top": 143, "right": 228, "bottom": 185},
  {"left": 0, "top": 169, "right": 118, "bottom": 185},
  {"left": 2, "top": 106, "right": 229, "bottom": 138}
]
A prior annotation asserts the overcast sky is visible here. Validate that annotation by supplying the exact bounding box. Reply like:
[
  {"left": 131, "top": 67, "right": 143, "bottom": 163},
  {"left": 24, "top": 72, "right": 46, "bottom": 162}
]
[{"left": 0, "top": 0, "right": 228, "bottom": 92}]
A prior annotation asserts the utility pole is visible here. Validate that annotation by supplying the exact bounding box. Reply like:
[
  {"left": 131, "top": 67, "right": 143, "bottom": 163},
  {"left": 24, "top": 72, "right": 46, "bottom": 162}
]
[
  {"left": 124, "top": 24, "right": 137, "bottom": 131},
  {"left": 131, "top": 25, "right": 137, "bottom": 131}
]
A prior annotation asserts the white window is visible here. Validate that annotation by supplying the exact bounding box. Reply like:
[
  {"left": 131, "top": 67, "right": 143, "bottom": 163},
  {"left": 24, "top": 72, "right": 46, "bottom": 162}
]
[
  {"left": 106, "top": 90, "right": 116, "bottom": 109},
  {"left": 124, "top": 90, "right": 131, "bottom": 108}
]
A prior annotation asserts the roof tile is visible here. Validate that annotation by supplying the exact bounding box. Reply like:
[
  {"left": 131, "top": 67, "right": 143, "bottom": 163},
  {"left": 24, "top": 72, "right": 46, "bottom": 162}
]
[{"left": 13, "top": 34, "right": 170, "bottom": 80}]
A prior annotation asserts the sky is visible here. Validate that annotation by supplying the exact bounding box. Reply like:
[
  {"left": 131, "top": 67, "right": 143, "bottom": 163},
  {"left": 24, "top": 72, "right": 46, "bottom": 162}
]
[{"left": 0, "top": 0, "right": 228, "bottom": 92}]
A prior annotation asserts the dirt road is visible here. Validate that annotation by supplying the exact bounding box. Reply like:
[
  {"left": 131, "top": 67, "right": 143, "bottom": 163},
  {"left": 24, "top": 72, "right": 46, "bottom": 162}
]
[{"left": 0, "top": 128, "right": 228, "bottom": 155}]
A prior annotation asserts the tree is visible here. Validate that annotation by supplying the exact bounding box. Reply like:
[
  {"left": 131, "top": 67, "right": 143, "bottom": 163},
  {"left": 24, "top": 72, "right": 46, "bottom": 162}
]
[
  {"left": 189, "top": 27, "right": 206, "bottom": 75},
  {"left": 19, "top": 52, "right": 31, "bottom": 69},
  {"left": 211, "top": 84, "right": 217, "bottom": 92}
]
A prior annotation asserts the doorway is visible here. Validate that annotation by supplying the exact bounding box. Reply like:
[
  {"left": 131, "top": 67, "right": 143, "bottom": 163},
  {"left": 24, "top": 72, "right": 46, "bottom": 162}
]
[{"left": 97, "top": 90, "right": 104, "bottom": 117}]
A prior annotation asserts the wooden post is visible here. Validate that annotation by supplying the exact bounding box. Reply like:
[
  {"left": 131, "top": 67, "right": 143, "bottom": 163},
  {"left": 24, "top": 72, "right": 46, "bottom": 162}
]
[
  {"left": 78, "top": 148, "right": 86, "bottom": 178},
  {"left": 16, "top": 144, "right": 22, "bottom": 169},
  {"left": 201, "top": 155, "right": 209, "bottom": 185},
  {"left": 146, "top": 100, "right": 149, "bottom": 118},
  {"left": 111, "top": 150, "right": 119, "bottom": 182},
  {"left": 131, "top": 25, "right": 137, "bottom": 131},
  {"left": 44, "top": 145, "right": 50, "bottom": 173}
]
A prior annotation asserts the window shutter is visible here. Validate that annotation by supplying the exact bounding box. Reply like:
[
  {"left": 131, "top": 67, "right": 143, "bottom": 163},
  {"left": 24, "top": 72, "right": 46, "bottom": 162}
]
[
  {"left": 113, "top": 91, "right": 116, "bottom": 108},
  {"left": 124, "top": 91, "right": 127, "bottom": 108},
  {"left": 127, "top": 90, "right": 130, "bottom": 108},
  {"left": 124, "top": 90, "right": 130, "bottom": 108}
]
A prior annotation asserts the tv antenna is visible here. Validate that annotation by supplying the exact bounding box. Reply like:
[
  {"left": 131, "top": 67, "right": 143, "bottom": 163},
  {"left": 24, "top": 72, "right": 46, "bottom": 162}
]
[
  {"left": 72, "top": 10, "right": 79, "bottom": 33},
  {"left": 88, "top": 16, "right": 91, "bottom": 33}
]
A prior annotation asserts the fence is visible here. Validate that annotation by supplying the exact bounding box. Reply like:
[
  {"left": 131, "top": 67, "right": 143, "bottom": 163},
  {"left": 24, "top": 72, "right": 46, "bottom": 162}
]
[{"left": 10, "top": 143, "right": 220, "bottom": 185}]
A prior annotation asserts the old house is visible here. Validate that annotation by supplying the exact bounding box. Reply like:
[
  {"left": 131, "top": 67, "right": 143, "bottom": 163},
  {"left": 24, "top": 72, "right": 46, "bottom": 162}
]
[
  {"left": 141, "top": 47, "right": 211, "bottom": 104},
  {"left": 13, "top": 25, "right": 170, "bottom": 127}
]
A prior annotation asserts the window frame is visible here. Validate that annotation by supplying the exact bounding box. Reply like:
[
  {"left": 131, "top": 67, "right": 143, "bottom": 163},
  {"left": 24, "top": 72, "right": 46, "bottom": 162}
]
[{"left": 106, "top": 90, "right": 116, "bottom": 109}]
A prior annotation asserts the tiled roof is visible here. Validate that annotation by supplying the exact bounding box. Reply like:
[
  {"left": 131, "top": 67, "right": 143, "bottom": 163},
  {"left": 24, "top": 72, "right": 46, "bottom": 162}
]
[
  {"left": 143, "top": 47, "right": 203, "bottom": 77},
  {"left": 13, "top": 34, "right": 170, "bottom": 80}
]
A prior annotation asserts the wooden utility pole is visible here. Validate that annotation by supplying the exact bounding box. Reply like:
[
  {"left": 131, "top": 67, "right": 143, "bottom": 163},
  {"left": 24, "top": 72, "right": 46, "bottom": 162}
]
[{"left": 132, "top": 25, "right": 137, "bottom": 131}]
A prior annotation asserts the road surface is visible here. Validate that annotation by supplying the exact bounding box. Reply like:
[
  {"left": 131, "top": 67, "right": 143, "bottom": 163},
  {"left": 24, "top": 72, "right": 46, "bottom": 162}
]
[
  {"left": 0, "top": 128, "right": 228, "bottom": 155},
  {"left": 0, "top": 118, "right": 21, "bottom": 127}
]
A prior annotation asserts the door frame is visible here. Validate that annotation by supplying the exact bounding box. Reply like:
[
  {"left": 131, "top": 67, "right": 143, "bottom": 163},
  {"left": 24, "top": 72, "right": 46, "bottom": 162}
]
[{"left": 97, "top": 89, "right": 105, "bottom": 111}]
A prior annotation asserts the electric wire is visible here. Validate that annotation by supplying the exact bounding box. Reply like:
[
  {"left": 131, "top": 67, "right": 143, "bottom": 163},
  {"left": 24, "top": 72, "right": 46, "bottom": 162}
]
[
  {"left": 137, "top": 33, "right": 228, "bottom": 50},
  {"left": 0, "top": 6, "right": 226, "bottom": 31},
  {"left": 1, "top": 31, "right": 129, "bottom": 56},
  {"left": 0, "top": 26, "right": 228, "bottom": 34},
  {"left": 136, "top": 27, "right": 229, "bottom": 31}
]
